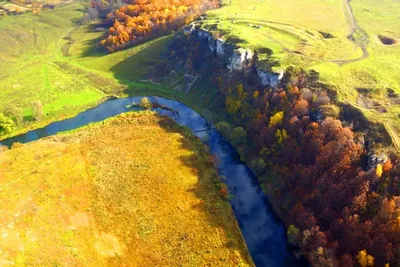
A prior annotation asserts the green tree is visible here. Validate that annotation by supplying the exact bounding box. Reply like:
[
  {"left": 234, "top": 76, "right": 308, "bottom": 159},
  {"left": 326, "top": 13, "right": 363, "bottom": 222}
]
[
  {"left": 32, "top": 101, "right": 43, "bottom": 121},
  {"left": 5, "top": 106, "right": 23, "bottom": 125},
  {"left": 216, "top": 121, "right": 232, "bottom": 137},
  {"left": 230, "top": 127, "right": 247, "bottom": 146},
  {"left": 0, "top": 113, "right": 15, "bottom": 135}
]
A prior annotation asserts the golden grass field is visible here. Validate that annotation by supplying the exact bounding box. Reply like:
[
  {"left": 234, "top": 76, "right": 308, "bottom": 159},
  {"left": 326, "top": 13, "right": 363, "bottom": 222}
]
[{"left": 0, "top": 112, "right": 253, "bottom": 266}]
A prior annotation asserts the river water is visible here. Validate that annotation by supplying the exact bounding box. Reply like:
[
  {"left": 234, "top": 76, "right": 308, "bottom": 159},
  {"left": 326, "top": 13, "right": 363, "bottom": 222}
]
[{"left": 0, "top": 96, "right": 307, "bottom": 267}]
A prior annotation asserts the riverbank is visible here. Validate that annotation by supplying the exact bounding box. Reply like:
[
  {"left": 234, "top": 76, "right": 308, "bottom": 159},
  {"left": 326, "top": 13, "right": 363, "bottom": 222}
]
[{"left": 0, "top": 111, "right": 254, "bottom": 266}]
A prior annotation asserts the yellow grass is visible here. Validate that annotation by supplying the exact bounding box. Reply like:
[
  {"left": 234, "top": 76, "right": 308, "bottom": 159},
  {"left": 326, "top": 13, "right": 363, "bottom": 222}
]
[{"left": 0, "top": 112, "right": 253, "bottom": 266}]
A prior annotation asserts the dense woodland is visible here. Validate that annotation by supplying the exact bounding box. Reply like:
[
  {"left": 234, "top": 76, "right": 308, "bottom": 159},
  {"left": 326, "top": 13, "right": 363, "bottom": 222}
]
[
  {"left": 169, "top": 33, "right": 400, "bottom": 266},
  {"left": 97, "top": 0, "right": 218, "bottom": 52}
]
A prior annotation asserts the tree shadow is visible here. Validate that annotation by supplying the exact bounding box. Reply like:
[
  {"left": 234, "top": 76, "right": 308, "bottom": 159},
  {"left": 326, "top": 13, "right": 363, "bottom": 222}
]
[{"left": 154, "top": 115, "right": 255, "bottom": 265}]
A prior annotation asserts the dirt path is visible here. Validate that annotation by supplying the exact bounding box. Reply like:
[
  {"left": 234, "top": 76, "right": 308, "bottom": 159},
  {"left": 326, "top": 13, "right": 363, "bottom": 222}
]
[{"left": 335, "top": 0, "right": 369, "bottom": 64}]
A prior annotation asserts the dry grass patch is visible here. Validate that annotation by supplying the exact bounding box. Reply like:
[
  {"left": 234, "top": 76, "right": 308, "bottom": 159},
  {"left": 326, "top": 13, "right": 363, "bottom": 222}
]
[{"left": 0, "top": 112, "right": 253, "bottom": 266}]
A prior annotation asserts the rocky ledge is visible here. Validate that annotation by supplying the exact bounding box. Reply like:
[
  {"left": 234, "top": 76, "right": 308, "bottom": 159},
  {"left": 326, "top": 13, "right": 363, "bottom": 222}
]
[{"left": 183, "top": 24, "right": 283, "bottom": 88}]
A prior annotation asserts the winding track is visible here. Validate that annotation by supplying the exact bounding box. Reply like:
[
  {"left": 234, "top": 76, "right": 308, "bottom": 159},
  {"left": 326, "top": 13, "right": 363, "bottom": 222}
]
[{"left": 334, "top": 0, "right": 369, "bottom": 64}]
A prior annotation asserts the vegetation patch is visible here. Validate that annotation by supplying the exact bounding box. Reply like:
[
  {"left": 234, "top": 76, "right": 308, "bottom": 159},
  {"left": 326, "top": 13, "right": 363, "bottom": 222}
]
[{"left": 0, "top": 112, "right": 253, "bottom": 266}]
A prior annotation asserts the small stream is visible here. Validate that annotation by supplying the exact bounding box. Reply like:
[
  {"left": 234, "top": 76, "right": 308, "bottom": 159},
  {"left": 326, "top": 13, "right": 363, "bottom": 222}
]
[{"left": 0, "top": 96, "right": 307, "bottom": 267}]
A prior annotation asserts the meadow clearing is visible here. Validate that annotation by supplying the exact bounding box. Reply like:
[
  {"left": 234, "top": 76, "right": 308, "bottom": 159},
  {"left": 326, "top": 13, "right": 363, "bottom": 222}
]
[
  {"left": 202, "top": 0, "right": 400, "bottom": 149},
  {"left": 0, "top": 112, "right": 253, "bottom": 266}
]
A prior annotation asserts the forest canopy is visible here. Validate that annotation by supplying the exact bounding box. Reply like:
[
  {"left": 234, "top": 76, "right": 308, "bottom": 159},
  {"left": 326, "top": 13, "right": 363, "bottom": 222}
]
[{"left": 99, "top": 0, "right": 218, "bottom": 52}]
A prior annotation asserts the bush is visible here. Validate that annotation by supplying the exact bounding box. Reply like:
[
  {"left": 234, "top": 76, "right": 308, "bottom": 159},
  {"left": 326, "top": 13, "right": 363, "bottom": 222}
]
[
  {"left": 4, "top": 106, "right": 23, "bottom": 125},
  {"left": 0, "top": 113, "right": 15, "bottom": 135}
]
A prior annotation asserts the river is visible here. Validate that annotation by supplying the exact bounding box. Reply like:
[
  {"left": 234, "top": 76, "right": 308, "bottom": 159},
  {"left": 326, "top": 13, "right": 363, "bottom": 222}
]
[{"left": 0, "top": 96, "right": 308, "bottom": 267}]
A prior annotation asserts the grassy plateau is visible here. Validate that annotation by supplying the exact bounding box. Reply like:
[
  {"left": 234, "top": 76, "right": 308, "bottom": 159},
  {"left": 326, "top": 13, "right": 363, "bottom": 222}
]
[
  {"left": 0, "top": 112, "right": 253, "bottom": 266},
  {"left": 202, "top": 0, "right": 400, "bottom": 149}
]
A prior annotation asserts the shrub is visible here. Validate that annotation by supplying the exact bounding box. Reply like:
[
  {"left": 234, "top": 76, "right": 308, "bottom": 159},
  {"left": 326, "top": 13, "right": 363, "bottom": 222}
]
[
  {"left": 32, "top": 101, "right": 43, "bottom": 121},
  {"left": 5, "top": 106, "right": 23, "bottom": 125},
  {"left": 11, "top": 142, "right": 23, "bottom": 149},
  {"left": 0, "top": 113, "right": 15, "bottom": 135}
]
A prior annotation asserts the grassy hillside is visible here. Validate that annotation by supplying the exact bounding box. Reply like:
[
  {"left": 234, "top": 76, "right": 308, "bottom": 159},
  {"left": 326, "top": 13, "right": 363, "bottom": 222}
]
[
  {"left": 0, "top": 2, "right": 105, "bottom": 128},
  {"left": 0, "top": 0, "right": 219, "bottom": 139},
  {"left": 0, "top": 112, "right": 253, "bottom": 266},
  {"left": 201, "top": 0, "right": 400, "bottom": 149},
  {"left": 0, "top": 1, "right": 173, "bottom": 138}
]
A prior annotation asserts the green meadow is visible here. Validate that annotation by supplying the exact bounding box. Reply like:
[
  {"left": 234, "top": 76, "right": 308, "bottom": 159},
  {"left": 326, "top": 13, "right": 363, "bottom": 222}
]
[
  {"left": 0, "top": 2, "right": 164, "bottom": 137},
  {"left": 202, "top": 0, "right": 400, "bottom": 149}
]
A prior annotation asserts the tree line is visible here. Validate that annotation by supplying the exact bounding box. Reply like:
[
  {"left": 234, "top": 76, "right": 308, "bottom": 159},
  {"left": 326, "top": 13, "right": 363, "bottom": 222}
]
[
  {"left": 170, "top": 34, "right": 400, "bottom": 266},
  {"left": 97, "top": 0, "right": 218, "bottom": 52}
]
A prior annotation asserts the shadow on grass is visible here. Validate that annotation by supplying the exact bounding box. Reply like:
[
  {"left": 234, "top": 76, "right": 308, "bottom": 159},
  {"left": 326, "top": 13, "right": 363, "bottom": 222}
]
[
  {"left": 108, "top": 36, "right": 173, "bottom": 83},
  {"left": 151, "top": 115, "right": 254, "bottom": 264}
]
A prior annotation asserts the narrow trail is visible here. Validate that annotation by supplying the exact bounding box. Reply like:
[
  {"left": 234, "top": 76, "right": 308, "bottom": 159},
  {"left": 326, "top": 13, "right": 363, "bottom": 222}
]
[{"left": 335, "top": 0, "right": 369, "bottom": 64}]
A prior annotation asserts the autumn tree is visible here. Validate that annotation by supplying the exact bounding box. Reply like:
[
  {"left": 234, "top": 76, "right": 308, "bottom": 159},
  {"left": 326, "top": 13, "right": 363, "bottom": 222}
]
[
  {"left": 357, "top": 250, "right": 374, "bottom": 267},
  {"left": 269, "top": 111, "right": 284, "bottom": 127},
  {"left": 230, "top": 127, "right": 247, "bottom": 146},
  {"left": 99, "top": 0, "right": 219, "bottom": 52}
]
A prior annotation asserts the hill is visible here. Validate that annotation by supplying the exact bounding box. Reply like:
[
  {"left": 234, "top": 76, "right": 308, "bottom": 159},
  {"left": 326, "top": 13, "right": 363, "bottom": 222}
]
[
  {"left": 200, "top": 0, "right": 400, "bottom": 149},
  {"left": 0, "top": 112, "right": 253, "bottom": 266}
]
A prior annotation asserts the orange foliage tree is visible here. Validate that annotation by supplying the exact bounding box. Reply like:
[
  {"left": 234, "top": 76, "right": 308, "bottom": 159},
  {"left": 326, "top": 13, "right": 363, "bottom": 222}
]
[{"left": 99, "top": 0, "right": 218, "bottom": 52}]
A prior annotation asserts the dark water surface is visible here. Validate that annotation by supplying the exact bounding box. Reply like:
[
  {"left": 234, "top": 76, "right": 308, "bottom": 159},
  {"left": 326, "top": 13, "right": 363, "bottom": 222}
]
[{"left": 1, "top": 96, "right": 307, "bottom": 267}]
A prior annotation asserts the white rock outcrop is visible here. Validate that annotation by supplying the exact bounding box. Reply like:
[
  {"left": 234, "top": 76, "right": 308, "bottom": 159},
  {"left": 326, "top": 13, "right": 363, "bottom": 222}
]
[
  {"left": 227, "top": 48, "right": 253, "bottom": 71},
  {"left": 182, "top": 25, "right": 284, "bottom": 88}
]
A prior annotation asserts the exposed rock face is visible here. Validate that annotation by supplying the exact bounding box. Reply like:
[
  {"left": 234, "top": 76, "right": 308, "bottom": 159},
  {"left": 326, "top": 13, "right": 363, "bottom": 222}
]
[
  {"left": 227, "top": 48, "right": 253, "bottom": 71},
  {"left": 256, "top": 68, "right": 283, "bottom": 87},
  {"left": 182, "top": 24, "right": 283, "bottom": 88},
  {"left": 216, "top": 38, "right": 225, "bottom": 56},
  {"left": 368, "top": 151, "right": 388, "bottom": 170}
]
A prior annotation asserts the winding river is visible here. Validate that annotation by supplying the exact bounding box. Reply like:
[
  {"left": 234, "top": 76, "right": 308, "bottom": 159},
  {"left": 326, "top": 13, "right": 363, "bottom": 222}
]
[{"left": 0, "top": 96, "right": 307, "bottom": 267}]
